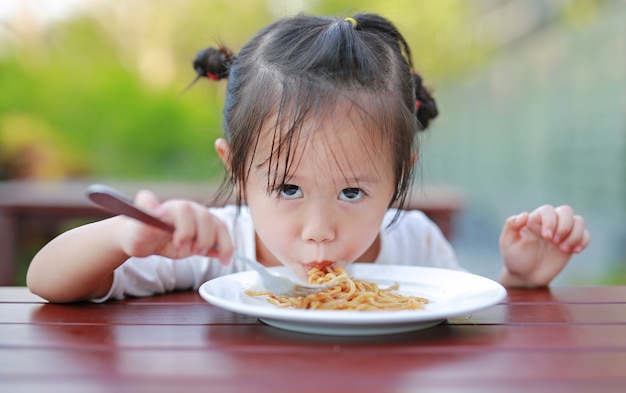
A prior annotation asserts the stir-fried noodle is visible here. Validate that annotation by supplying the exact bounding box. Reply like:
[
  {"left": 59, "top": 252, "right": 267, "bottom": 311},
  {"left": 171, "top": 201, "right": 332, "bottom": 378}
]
[{"left": 246, "top": 266, "right": 429, "bottom": 311}]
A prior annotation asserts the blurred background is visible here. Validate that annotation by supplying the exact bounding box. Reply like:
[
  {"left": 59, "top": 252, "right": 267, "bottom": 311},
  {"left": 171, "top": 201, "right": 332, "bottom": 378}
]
[{"left": 0, "top": 0, "right": 624, "bottom": 285}]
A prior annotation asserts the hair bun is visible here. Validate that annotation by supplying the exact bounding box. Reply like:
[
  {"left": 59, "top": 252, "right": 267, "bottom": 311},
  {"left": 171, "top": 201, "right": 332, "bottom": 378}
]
[
  {"left": 413, "top": 73, "right": 438, "bottom": 130},
  {"left": 193, "top": 46, "right": 234, "bottom": 81}
]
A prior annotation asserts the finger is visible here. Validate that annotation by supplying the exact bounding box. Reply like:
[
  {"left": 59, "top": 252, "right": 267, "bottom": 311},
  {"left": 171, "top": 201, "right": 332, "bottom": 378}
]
[
  {"left": 504, "top": 212, "right": 529, "bottom": 232},
  {"left": 499, "top": 212, "right": 528, "bottom": 250},
  {"left": 529, "top": 204, "right": 557, "bottom": 240},
  {"left": 134, "top": 189, "right": 161, "bottom": 212},
  {"left": 163, "top": 202, "right": 197, "bottom": 249},
  {"left": 132, "top": 190, "right": 174, "bottom": 235},
  {"left": 191, "top": 210, "right": 217, "bottom": 255},
  {"left": 575, "top": 228, "right": 591, "bottom": 253},
  {"left": 559, "top": 215, "right": 588, "bottom": 253},
  {"left": 553, "top": 205, "right": 575, "bottom": 243},
  {"left": 204, "top": 218, "right": 234, "bottom": 265},
  {"left": 192, "top": 211, "right": 226, "bottom": 256}
]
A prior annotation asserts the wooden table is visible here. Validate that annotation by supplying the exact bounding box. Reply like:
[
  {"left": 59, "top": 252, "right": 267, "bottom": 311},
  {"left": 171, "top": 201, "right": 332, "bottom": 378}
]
[
  {"left": 1, "top": 286, "right": 625, "bottom": 392},
  {"left": 0, "top": 180, "right": 464, "bottom": 285}
]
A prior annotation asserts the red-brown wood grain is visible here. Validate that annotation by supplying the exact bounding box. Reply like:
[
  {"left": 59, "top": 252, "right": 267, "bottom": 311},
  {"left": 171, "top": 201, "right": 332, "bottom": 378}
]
[{"left": 1, "top": 287, "right": 625, "bottom": 393}]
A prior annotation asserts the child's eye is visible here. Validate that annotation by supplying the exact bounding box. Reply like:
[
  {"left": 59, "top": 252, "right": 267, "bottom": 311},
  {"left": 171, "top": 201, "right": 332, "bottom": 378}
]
[
  {"left": 339, "top": 188, "right": 364, "bottom": 201},
  {"left": 277, "top": 184, "right": 302, "bottom": 199}
]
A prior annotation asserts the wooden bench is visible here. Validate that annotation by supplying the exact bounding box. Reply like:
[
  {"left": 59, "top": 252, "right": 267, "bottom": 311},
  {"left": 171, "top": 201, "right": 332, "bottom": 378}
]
[{"left": 0, "top": 179, "right": 464, "bottom": 285}]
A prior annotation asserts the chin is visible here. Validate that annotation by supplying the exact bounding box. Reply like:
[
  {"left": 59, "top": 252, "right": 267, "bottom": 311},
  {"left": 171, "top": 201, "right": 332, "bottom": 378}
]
[{"left": 290, "top": 264, "right": 311, "bottom": 281}]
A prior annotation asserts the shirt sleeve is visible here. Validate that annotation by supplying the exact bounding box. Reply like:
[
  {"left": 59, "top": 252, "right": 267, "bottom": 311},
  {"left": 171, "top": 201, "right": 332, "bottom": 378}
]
[
  {"left": 91, "top": 205, "right": 256, "bottom": 302},
  {"left": 92, "top": 255, "right": 211, "bottom": 302}
]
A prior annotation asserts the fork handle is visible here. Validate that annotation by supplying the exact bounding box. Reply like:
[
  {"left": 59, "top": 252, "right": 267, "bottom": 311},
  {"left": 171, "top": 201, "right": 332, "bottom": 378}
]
[{"left": 86, "top": 184, "right": 175, "bottom": 233}]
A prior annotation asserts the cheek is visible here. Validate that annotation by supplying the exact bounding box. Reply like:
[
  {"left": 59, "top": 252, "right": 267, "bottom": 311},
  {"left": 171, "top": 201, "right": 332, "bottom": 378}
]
[
  {"left": 344, "top": 210, "right": 385, "bottom": 253},
  {"left": 247, "top": 195, "right": 293, "bottom": 249},
  {"left": 254, "top": 208, "right": 288, "bottom": 240}
]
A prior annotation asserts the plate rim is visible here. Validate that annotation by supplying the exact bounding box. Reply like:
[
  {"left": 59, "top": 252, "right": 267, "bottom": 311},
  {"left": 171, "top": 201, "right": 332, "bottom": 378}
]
[{"left": 198, "top": 264, "right": 507, "bottom": 326}]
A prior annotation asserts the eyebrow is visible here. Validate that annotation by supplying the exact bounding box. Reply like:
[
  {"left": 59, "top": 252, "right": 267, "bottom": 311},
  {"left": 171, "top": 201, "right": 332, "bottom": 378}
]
[
  {"left": 252, "top": 154, "right": 382, "bottom": 186},
  {"left": 257, "top": 169, "right": 380, "bottom": 186}
]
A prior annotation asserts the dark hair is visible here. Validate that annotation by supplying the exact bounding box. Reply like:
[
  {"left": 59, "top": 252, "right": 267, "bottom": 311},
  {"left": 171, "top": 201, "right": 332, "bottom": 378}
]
[{"left": 195, "top": 13, "right": 438, "bottom": 214}]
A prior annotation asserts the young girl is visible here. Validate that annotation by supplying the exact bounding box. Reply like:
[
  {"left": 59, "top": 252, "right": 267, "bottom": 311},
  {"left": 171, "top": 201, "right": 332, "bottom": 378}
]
[{"left": 27, "top": 13, "right": 590, "bottom": 303}]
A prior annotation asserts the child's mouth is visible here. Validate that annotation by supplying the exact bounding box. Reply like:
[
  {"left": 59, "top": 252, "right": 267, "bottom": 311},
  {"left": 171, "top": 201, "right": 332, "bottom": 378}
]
[{"left": 304, "top": 260, "right": 336, "bottom": 272}]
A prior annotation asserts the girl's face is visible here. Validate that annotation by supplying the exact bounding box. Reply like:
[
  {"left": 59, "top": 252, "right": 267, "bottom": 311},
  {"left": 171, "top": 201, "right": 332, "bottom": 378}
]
[{"left": 221, "top": 106, "right": 396, "bottom": 280}]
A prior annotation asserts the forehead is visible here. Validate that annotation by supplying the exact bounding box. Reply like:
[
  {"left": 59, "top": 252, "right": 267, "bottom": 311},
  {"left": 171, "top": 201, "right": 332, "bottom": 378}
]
[{"left": 251, "top": 100, "right": 393, "bottom": 180}]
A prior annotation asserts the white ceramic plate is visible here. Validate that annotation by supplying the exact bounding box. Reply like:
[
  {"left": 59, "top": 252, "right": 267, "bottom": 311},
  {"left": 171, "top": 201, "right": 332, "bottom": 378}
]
[{"left": 199, "top": 264, "right": 506, "bottom": 336}]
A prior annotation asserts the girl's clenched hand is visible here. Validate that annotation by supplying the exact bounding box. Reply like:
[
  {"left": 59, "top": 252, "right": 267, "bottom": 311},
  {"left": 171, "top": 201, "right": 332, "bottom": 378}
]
[
  {"left": 499, "top": 204, "right": 590, "bottom": 287},
  {"left": 116, "top": 190, "right": 233, "bottom": 264}
]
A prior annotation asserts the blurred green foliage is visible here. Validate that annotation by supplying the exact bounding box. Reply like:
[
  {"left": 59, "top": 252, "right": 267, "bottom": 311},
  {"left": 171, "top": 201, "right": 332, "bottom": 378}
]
[
  {"left": 0, "top": 0, "right": 493, "bottom": 181},
  {"left": 2, "top": 0, "right": 622, "bottom": 286}
]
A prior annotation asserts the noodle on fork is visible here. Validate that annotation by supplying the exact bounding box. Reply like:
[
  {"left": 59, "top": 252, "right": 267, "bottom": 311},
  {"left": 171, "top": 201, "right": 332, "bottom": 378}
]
[{"left": 246, "top": 266, "right": 428, "bottom": 311}]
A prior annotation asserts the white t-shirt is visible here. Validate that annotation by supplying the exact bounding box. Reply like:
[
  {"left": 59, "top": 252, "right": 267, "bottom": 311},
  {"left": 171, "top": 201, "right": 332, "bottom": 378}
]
[{"left": 98, "top": 205, "right": 462, "bottom": 301}]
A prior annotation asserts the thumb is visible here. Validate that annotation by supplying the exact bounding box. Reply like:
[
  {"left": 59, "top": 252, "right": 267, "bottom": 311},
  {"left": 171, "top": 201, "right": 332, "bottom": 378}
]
[
  {"left": 134, "top": 189, "right": 161, "bottom": 213},
  {"left": 500, "top": 212, "right": 528, "bottom": 246},
  {"left": 505, "top": 212, "right": 529, "bottom": 232}
]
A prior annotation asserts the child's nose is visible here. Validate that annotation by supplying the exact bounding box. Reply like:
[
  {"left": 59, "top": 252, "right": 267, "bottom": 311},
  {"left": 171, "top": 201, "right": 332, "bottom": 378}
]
[{"left": 301, "top": 203, "right": 336, "bottom": 243}]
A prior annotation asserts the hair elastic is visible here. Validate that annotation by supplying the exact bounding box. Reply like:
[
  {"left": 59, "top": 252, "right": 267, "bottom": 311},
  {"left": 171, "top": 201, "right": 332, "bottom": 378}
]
[
  {"left": 415, "top": 100, "right": 422, "bottom": 112},
  {"left": 344, "top": 17, "right": 358, "bottom": 29}
]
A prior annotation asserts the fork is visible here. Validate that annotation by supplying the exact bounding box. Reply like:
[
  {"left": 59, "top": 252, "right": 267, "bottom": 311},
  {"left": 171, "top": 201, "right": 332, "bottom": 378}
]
[
  {"left": 86, "top": 184, "right": 339, "bottom": 297},
  {"left": 232, "top": 252, "right": 342, "bottom": 297}
]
